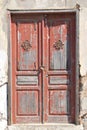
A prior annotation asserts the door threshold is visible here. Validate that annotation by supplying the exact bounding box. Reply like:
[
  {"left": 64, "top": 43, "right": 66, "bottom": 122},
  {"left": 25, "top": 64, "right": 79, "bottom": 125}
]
[
  {"left": 10, "top": 123, "right": 76, "bottom": 126},
  {"left": 7, "top": 124, "right": 83, "bottom": 130}
]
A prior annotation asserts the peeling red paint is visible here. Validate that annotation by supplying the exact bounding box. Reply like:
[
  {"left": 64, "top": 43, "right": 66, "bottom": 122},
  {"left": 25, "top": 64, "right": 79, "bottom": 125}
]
[{"left": 11, "top": 13, "right": 76, "bottom": 123}]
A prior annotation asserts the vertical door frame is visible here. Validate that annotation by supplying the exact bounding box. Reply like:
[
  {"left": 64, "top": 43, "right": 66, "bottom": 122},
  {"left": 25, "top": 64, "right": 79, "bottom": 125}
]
[{"left": 7, "top": 9, "right": 79, "bottom": 125}]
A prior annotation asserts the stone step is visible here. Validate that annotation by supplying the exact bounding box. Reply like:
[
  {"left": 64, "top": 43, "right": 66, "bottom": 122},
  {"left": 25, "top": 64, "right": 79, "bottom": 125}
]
[{"left": 7, "top": 124, "right": 83, "bottom": 130}]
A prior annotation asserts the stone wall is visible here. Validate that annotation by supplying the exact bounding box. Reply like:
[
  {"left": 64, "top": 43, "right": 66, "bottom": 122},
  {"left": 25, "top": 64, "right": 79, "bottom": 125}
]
[
  {"left": 0, "top": 0, "right": 8, "bottom": 130},
  {"left": 0, "top": 0, "right": 87, "bottom": 130}
]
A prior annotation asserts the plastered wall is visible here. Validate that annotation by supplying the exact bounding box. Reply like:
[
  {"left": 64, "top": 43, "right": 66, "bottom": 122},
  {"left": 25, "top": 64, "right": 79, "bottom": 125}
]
[
  {"left": 0, "top": 0, "right": 87, "bottom": 129},
  {"left": 0, "top": 0, "right": 8, "bottom": 130}
]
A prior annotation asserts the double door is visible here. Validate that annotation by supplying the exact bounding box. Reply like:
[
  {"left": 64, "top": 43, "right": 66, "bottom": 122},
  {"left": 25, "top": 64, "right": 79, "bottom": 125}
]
[{"left": 11, "top": 13, "right": 76, "bottom": 123}]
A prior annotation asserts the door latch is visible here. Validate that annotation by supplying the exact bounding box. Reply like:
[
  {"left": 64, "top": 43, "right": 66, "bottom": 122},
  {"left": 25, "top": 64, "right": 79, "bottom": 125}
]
[
  {"left": 37, "top": 66, "right": 45, "bottom": 75},
  {"left": 40, "top": 66, "right": 45, "bottom": 71}
]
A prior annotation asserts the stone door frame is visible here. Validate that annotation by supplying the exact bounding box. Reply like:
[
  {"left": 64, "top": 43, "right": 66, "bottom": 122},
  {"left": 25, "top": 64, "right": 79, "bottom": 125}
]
[{"left": 7, "top": 9, "right": 79, "bottom": 125}]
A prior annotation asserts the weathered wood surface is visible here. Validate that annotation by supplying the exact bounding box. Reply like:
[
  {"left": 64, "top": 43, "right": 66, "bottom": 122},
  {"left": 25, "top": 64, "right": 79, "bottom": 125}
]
[{"left": 11, "top": 13, "right": 76, "bottom": 123}]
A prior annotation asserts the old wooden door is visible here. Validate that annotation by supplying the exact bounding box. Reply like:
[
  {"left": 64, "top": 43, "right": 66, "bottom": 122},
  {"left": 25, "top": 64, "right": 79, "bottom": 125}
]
[
  {"left": 43, "top": 13, "right": 76, "bottom": 123},
  {"left": 11, "top": 13, "right": 76, "bottom": 124}
]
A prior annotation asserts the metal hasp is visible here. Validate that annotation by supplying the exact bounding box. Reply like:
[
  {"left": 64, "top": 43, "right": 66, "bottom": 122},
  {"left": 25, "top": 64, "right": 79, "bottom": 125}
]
[
  {"left": 53, "top": 40, "right": 64, "bottom": 50},
  {"left": 21, "top": 40, "right": 32, "bottom": 51}
]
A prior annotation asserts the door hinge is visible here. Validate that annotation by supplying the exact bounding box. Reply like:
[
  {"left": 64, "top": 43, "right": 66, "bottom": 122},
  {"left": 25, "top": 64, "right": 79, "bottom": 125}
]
[
  {"left": 44, "top": 14, "right": 47, "bottom": 26},
  {"left": 34, "top": 22, "right": 37, "bottom": 31}
]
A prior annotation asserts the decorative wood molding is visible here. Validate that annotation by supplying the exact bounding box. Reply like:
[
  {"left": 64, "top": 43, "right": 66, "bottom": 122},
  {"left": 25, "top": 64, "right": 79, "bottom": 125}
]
[
  {"left": 21, "top": 40, "right": 32, "bottom": 51},
  {"left": 53, "top": 40, "right": 64, "bottom": 50}
]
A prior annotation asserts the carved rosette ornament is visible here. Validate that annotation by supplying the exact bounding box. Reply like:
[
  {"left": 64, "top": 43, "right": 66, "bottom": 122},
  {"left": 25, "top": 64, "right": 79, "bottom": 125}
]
[
  {"left": 53, "top": 40, "right": 64, "bottom": 50},
  {"left": 21, "top": 40, "right": 32, "bottom": 51}
]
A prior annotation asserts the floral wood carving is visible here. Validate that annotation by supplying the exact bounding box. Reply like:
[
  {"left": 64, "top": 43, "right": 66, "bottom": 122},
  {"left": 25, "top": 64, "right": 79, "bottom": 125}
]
[
  {"left": 21, "top": 40, "right": 32, "bottom": 51},
  {"left": 53, "top": 40, "right": 64, "bottom": 50}
]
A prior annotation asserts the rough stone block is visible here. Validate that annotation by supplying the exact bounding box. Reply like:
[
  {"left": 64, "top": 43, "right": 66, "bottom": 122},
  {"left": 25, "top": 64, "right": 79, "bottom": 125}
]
[
  {"left": 84, "top": 119, "right": 87, "bottom": 130},
  {"left": 80, "top": 8, "right": 87, "bottom": 76},
  {"left": 81, "top": 97, "right": 87, "bottom": 111},
  {"left": 0, "top": 84, "right": 7, "bottom": 130},
  {"left": 78, "top": 0, "right": 87, "bottom": 7},
  {"left": 0, "top": 50, "right": 7, "bottom": 86},
  {"left": 65, "top": 0, "right": 76, "bottom": 7},
  {"left": 7, "top": 124, "right": 83, "bottom": 130},
  {"left": 8, "top": 0, "right": 66, "bottom": 9}
]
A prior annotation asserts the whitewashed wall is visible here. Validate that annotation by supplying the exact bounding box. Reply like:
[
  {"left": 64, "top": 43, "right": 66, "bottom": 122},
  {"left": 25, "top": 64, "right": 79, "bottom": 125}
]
[{"left": 0, "top": 0, "right": 8, "bottom": 130}]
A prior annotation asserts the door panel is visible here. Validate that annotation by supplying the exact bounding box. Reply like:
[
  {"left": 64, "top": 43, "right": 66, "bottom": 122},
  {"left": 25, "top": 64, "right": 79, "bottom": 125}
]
[
  {"left": 11, "top": 13, "right": 76, "bottom": 124},
  {"left": 43, "top": 14, "right": 76, "bottom": 123},
  {"left": 49, "top": 22, "right": 69, "bottom": 70},
  {"left": 17, "top": 22, "right": 38, "bottom": 71},
  {"left": 11, "top": 15, "right": 42, "bottom": 123},
  {"left": 49, "top": 90, "right": 70, "bottom": 115},
  {"left": 17, "top": 90, "right": 39, "bottom": 115}
]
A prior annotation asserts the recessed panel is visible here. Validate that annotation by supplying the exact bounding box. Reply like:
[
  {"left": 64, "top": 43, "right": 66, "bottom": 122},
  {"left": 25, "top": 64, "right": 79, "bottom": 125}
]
[
  {"left": 49, "top": 21, "right": 70, "bottom": 70},
  {"left": 17, "top": 21, "right": 39, "bottom": 71},
  {"left": 17, "top": 76, "right": 38, "bottom": 85},
  {"left": 49, "top": 76, "right": 69, "bottom": 85},
  {"left": 49, "top": 90, "right": 70, "bottom": 115},
  {"left": 17, "top": 91, "right": 39, "bottom": 115}
]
